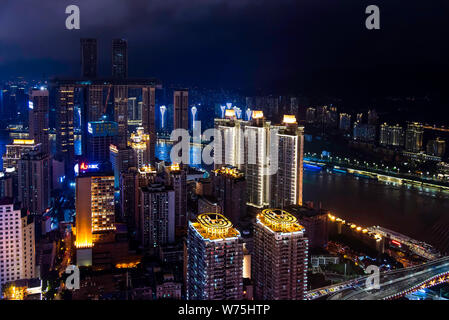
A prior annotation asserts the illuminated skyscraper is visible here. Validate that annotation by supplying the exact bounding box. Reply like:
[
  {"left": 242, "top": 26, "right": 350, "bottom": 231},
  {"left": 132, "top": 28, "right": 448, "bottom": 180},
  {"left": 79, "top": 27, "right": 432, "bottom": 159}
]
[
  {"left": 112, "top": 39, "right": 128, "bottom": 79},
  {"left": 379, "top": 123, "right": 404, "bottom": 147},
  {"left": 29, "top": 88, "right": 49, "bottom": 154},
  {"left": 75, "top": 169, "right": 115, "bottom": 266},
  {"left": 165, "top": 163, "right": 187, "bottom": 232},
  {"left": 426, "top": 138, "right": 446, "bottom": 158},
  {"left": 306, "top": 107, "right": 316, "bottom": 123},
  {"left": 339, "top": 113, "right": 351, "bottom": 131},
  {"left": 187, "top": 213, "right": 243, "bottom": 300},
  {"left": 86, "top": 121, "right": 118, "bottom": 162},
  {"left": 2, "top": 139, "right": 41, "bottom": 171},
  {"left": 212, "top": 166, "right": 246, "bottom": 225},
  {"left": 18, "top": 151, "right": 51, "bottom": 215},
  {"left": 114, "top": 85, "right": 129, "bottom": 149},
  {"left": 173, "top": 90, "right": 189, "bottom": 131},
  {"left": 130, "top": 127, "right": 150, "bottom": 168},
  {"left": 141, "top": 86, "right": 156, "bottom": 163},
  {"left": 81, "top": 38, "right": 98, "bottom": 78},
  {"left": 405, "top": 122, "right": 424, "bottom": 153},
  {"left": 0, "top": 198, "right": 35, "bottom": 288},
  {"left": 270, "top": 115, "right": 304, "bottom": 208},
  {"left": 139, "top": 183, "right": 175, "bottom": 248},
  {"left": 253, "top": 209, "right": 308, "bottom": 300},
  {"left": 56, "top": 85, "right": 75, "bottom": 174}
]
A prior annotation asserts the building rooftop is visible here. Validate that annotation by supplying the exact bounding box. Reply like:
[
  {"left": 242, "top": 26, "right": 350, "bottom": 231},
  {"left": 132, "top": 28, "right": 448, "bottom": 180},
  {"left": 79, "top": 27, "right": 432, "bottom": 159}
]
[
  {"left": 191, "top": 213, "right": 240, "bottom": 241},
  {"left": 256, "top": 209, "right": 305, "bottom": 234}
]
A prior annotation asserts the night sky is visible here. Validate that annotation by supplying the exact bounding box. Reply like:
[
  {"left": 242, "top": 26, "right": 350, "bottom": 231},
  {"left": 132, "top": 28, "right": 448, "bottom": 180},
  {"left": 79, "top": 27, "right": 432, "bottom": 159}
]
[{"left": 1, "top": 0, "right": 448, "bottom": 94}]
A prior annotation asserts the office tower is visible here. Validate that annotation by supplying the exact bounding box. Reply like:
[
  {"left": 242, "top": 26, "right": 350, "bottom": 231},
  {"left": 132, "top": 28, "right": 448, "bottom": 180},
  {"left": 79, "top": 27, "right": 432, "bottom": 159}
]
[
  {"left": 290, "top": 96, "right": 299, "bottom": 116},
  {"left": 75, "top": 170, "right": 115, "bottom": 266},
  {"left": 187, "top": 213, "right": 243, "bottom": 300},
  {"left": 18, "top": 152, "right": 51, "bottom": 215},
  {"left": 356, "top": 113, "right": 363, "bottom": 123},
  {"left": 212, "top": 166, "right": 246, "bottom": 225},
  {"left": 86, "top": 85, "right": 104, "bottom": 123},
  {"left": 112, "top": 39, "right": 128, "bottom": 79},
  {"left": 315, "top": 106, "right": 328, "bottom": 124},
  {"left": 339, "top": 113, "right": 351, "bottom": 131},
  {"left": 139, "top": 183, "right": 175, "bottom": 248},
  {"left": 56, "top": 85, "right": 75, "bottom": 174},
  {"left": 81, "top": 38, "right": 98, "bottom": 78},
  {"left": 114, "top": 85, "right": 129, "bottom": 149},
  {"left": 242, "top": 111, "right": 271, "bottom": 208},
  {"left": 130, "top": 127, "right": 150, "bottom": 168},
  {"left": 253, "top": 209, "right": 308, "bottom": 300},
  {"left": 325, "top": 106, "right": 338, "bottom": 128},
  {"left": 405, "top": 122, "right": 424, "bottom": 153},
  {"left": 306, "top": 107, "right": 316, "bottom": 123},
  {"left": 270, "top": 115, "right": 304, "bottom": 208},
  {"left": 2, "top": 139, "right": 41, "bottom": 171},
  {"left": 173, "top": 90, "right": 189, "bottom": 131},
  {"left": 426, "top": 138, "right": 446, "bottom": 158},
  {"left": 142, "top": 87, "right": 156, "bottom": 163},
  {"left": 110, "top": 144, "right": 136, "bottom": 189},
  {"left": 0, "top": 198, "right": 35, "bottom": 288},
  {"left": 353, "top": 122, "right": 376, "bottom": 142},
  {"left": 120, "top": 166, "right": 156, "bottom": 235},
  {"left": 165, "top": 164, "right": 187, "bottom": 232},
  {"left": 28, "top": 88, "right": 49, "bottom": 154},
  {"left": 379, "top": 123, "right": 404, "bottom": 147},
  {"left": 86, "top": 121, "right": 118, "bottom": 162}
]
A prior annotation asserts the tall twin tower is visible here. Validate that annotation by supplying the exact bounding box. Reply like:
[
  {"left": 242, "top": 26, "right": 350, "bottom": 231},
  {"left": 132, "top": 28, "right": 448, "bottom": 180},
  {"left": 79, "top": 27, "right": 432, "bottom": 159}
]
[{"left": 81, "top": 38, "right": 128, "bottom": 79}]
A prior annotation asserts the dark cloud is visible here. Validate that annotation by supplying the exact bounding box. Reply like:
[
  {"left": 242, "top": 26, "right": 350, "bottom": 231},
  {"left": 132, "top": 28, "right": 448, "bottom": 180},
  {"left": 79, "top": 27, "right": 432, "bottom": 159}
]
[{"left": 0, "top": 0, "right": 448, "bottom": 92}]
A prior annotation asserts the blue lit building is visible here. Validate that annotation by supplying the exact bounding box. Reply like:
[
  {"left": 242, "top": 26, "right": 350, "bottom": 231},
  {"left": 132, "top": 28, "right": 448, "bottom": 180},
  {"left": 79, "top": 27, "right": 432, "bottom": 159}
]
[{"left": 86, "top": 120, "right": 118, "bottom": 162}]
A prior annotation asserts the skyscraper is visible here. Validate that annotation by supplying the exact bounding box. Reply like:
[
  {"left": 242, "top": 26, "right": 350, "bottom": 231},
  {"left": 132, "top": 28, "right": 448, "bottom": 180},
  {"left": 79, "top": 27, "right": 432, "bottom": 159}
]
[
  {"left": 56, "top": 85, "right": 75, "bottom": 174},
  {"left": 173, "top": 90, "right": 189, "bottom": 131},
  {"left": 0, "top": 198, "right": 35, "bottom": 289},
  {"left": 139, "top": 183, "right": 175, "bottom": 248},
  {"left": 112, "top": 39, "right": 128, "bottom": 79},
  {"left": 253, "top": 209, "right": 308, "bottom": 300},
  {"left": 75, "top": 170, "right": 115, "bottom": 266},
  {"left": 187, "top": 213, "right": 243, "bottom": 300},
  {"left": 142, "top": 86, "right": 156, "bottom": 163},
  {"left": 2, "top": 139, "right": 41, "bottom": 171},
  {"left": 339, "top": 113, "right": 351, "bottom": 131},
  {"left": 18, "top": 151, "right": 51, "bottom": 215},
  {"left": 405, "top": 122, "right": 424, "bottom": 153},
  {"left": 212, "top": 166, "right": 246, "bottom": 226},
  {"left": 379, "top": 123, "right": 404, "bottom": 147},
  {"left": 114, "top": 85, "right": 129, "bottom": 149},
  {"left": 165, "top": 164, "right": 187, "bottom": 232},
  {"left": 86, "top": 121, "right": 118, "bottom": 162},
  {"left": 29, "top": 88, "right": 49, "bottom": 154},
  {"left": 130, "top": 127, "right": 150, "bottom": 168},
  {"left": 81, "top": 38, "right": 98, "bottom": 78},
  {"left": 270, "top": 115, "right": 304, "bottom": 208}
]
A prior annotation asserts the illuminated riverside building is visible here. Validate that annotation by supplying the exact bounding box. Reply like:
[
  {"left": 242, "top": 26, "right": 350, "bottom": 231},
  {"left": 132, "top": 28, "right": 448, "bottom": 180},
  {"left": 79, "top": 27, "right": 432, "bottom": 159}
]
[
  {"left": 253, "top": 209, "right": 308, "bottom": 300},
  {"left": 174, "top": 90, "right": 189, "bottom": 131},
  {"left": 426, "top": 138, "right": 446, "bottom": 158},
  {"left": 18, "top": 151, "right": 51, "bottom": 215},
  {"left": 380, "top": 123, "right": 404, "bottom": 147},
  {"left": 2, "top": 139, "right": 41, "bottom": 171},
  {"left": 86, "top": 121, "right": 118, "bottom": 162},
  {"left": 270, "top": 115, "right": 304, "bottom": 208},
  {"left": 29, "top": 88, "right": 50, "bottom": 154},
  {"left": 339, "top": 113, "right": 351, "bottom": 131},
  {"left": 212, "top": 166, "right": 246, "bottom": 225},
  {"left": 130, "top": 127, "right": 151, "bottom": 168},
  {"left": 75, "top": 170, "right": 115, "bottom": 266},
  {"left": 187, "top": 213, "right": 243, "bottom": 300},
  {"left": 405, "top": 122, "right": 424, "bottom": 153},
  {"left": 0, "top": 198, "right": 35, "bottom": 289},
  {"left": 139, "top": 183, "right": 175, "bottom": 248},
  {"left": 110, "top": 144, "right": 136, "bottom": 189}
]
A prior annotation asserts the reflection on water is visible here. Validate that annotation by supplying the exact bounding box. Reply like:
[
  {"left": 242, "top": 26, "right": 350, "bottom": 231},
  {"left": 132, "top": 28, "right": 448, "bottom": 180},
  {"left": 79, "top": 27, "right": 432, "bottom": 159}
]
[{"left": 303, "top": 170, "right": 449, "bottom": 249}]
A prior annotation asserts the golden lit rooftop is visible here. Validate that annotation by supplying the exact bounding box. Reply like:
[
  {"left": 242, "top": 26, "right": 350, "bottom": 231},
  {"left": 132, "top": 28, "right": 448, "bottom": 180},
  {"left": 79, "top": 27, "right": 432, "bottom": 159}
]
[
  {"left": 252, "top": 110, "right": 264, "bottom": 119},
  {"left": 12, "top": 139, "right": 35, "bottom": 145},
  {"left": 257, "top": 209, "right": 304, "bottom": 233},
  {"left": 139, "top": 165, "right": 156, "bottom": 174},
  {"left": 283, "top": 115, "right": 297, "bottom": 124},
  {"left": 214, "top": 166, "right": 244, "bottom": 178},
  {"left": 192, "top": 213, "right": 240, "bottom": 241},
  {"left": 225, "top": 109, "right": 236, "bottom": 118}
]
